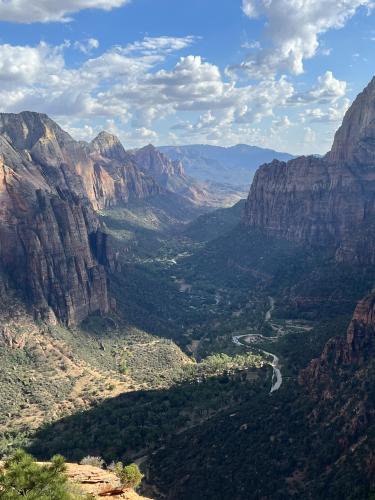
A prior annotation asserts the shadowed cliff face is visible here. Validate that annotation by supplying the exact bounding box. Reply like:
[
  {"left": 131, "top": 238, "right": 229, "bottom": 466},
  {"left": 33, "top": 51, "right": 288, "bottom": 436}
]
[
  {"left": 301, "top": 291, "right": 375, "bottom": 391},
  {"left": 0, "top": 131, "right": 110, "bottom": 325},
  {"left": 243, "top": 78, "right": 375, "bottom": 418},
  {"left": 0, "top": 112, "right": 169, "bottom": 325},
  {"left": 244, "top": 77, "right": 375, "bottom": 264}
]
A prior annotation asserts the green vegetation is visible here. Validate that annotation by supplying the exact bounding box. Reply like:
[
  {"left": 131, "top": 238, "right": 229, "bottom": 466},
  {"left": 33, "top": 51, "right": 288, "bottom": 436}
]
[
  {"left": 113, "top": 462, "right": 143, "bottom": 489},
  {"left": 29, "top": 360, "right": 268, "bottom": 463},
  {"left": 2, "top": 198, "right": 375, "bottom": 499},
  {"left": 0, "top": 450, "right": 87, "bottom": 500}
]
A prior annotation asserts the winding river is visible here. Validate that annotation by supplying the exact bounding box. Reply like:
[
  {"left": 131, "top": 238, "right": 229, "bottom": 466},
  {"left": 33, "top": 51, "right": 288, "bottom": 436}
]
[{"left": 232, "top": 297, "right": 282, "bottom": 394}]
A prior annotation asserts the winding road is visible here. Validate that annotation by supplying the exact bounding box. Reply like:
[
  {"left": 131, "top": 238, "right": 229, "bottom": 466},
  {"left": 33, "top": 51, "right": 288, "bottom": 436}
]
[{"left": 232, "top": 297, "right": 282, "bottom": 394}]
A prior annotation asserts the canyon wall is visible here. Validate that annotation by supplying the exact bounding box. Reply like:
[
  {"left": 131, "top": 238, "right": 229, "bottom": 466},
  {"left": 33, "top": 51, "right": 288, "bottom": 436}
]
[{"left": 244, "top": 77, "right": 375, "bottom": 264}]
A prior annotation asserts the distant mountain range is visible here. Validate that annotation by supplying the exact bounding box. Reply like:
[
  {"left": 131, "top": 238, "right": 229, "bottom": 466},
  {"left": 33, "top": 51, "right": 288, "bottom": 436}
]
[{"left": 159, "top": 144, "right": 294, "bottom": 188}]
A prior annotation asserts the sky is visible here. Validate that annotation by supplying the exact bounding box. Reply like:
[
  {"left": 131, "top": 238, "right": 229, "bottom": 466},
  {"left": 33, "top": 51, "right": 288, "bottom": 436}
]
[{"left": 0, "top": 0, "right": 374, "bottom": 154}]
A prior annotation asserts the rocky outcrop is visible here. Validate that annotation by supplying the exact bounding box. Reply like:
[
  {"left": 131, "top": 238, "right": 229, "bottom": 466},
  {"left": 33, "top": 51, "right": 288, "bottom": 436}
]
[
  {"left": 132, "top": 144, "right": 184, "bottom": 190},
  {"left": 0, "top": 112, "right": 162, "bottom": 210},
  {"left": 329, "top": 76, "right": 375, "bottom": 165},
  {"left": 0, "top": 133, "right": 110, "bottom": 325},
  {"left": 0, "top": 462, "right": 152, "bottom": 500},
  {"left": 63, "top": 463, "right": 152, "bottom": 499},
  {"left": 89, "top": 133, "right": 162, "bottom": 207},
  {"left": 301, "top": 291, "right": 375, "bottom": 391},
  {"left": 243, "top": 77, "right": 375, "bottom": 264}
]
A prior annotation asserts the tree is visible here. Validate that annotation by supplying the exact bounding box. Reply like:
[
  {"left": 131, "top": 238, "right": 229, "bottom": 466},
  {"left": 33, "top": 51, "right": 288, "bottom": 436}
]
[
  {"left": 0, "top": 450, "right": 86, "bottom": 499},
  {"left": 113, "top": 462, "right": 144, "bottom": 489}
]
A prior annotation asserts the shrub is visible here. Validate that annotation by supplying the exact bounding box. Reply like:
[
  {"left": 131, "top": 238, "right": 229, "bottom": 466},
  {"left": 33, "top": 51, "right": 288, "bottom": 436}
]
[
  {"left": 79, "top": 456, "right": 105, "bottom": 468},
  {"left": 113, "top": 462, "right": 144, "bottom": 489},
  {"left": 0, "top": 449, "right": 86, "bottom": 499}
]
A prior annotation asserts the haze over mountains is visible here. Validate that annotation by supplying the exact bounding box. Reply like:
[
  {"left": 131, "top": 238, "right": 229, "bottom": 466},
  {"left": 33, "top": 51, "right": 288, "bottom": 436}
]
[{"left": 159, "top": 144, "right": 294, "bottom": 188}]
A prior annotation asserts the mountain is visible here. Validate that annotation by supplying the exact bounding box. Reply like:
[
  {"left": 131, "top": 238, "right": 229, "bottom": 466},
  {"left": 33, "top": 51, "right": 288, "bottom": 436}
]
[
  {"left": 131, "top": 144, "right": 185, "bottom": 190},
  {"left": 89, "top": 133, "right": 162, "bottom": 207},
  {"left": 0, "top": 114, "right": 110, "bottom": 325},
  {"left": 159, "top": 144, "right": 294, "bottom": 188},
  {"left": 0, "top": 112, "right": 166, "bottom": 325},
  {"left": 132, "top": 144, "right": 245, "bottom": 207},
  {"left": 244, "top": 77, "right": 375, "bottom": 265}
]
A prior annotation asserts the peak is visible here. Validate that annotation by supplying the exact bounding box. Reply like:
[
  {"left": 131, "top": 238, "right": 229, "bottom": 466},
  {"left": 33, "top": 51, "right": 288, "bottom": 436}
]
[
  {"left": 90, "top": 130, "right": 127, "bottom": 161},
  {"left": 93, "top": 130, "right": 120, "bottom": 142},
  {"left": 0, "top": 111, "right": 71, "bottom": 151},
  {"left": 91, "top": 131, "right": 123, "bottom": 150},
  {"left": 139, "top": 144, "right": 157, "bottom": 152},
  {"left": 0, "top": 111, "right": 60, "bottom": 130},
  {"left": 329, "top": 75, "right": 375, "bottom": 164}
]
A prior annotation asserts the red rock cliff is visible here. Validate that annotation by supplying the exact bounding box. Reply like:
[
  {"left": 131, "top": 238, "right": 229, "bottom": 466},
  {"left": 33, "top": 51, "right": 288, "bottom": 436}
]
[{"left": 244, "top": 77, "right": 375, "bottom": 264}]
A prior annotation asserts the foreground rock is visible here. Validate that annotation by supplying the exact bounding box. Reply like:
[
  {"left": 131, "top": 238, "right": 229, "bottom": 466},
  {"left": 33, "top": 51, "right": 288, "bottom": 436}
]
[{"left": 64, "top": 463, "right": 153, "bottom": 499}]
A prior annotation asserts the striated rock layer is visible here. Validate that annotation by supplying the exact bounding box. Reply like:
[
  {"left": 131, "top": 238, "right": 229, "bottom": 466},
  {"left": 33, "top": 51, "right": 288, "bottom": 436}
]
[
  {"left": 0, "top": 132, "right": 110, "bottom": 325},
  {"left": 0, "top": 112, "right": 161, "bottom": 210},
  {"left": 0, "top": 111, "right": 167, "bottom": 325},
  {"left": 244, "top": 77, "right": 375, "bottom": 264}
]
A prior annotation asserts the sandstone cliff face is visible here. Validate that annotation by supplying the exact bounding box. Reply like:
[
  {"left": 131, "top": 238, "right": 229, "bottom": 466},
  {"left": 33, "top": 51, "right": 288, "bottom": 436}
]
[
  {"left": 89, "top": 133, "right": 162, "bottom": 207},
  {"left": 329, "top": 76, "right": 375, "bottom": 165},
  {"left": 244, "top": 77, "right": 375, "bottom": 264},
  {"left": 244, "top": 155, "right": 375, "bottom": 263},
  {"left": 132, "top": 144, "right": 185, "bottom": 190},
  {"left": 301, "top": 291, "right": 375, "bottom": 389},
  {"left": 0, "top": 132, "right": 110, "bottom": 325},
  {"left": 132, "top": 144, "right": 216, "bottom": 205},
  {"left": 0, "top": 112, "right": 162, "bottom": 210}
]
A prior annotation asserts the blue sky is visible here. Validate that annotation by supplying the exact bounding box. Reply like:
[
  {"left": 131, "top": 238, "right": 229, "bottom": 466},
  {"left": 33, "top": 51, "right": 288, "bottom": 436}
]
[{"left": 0, "top": 0, "right": 374, "bottom": 154}]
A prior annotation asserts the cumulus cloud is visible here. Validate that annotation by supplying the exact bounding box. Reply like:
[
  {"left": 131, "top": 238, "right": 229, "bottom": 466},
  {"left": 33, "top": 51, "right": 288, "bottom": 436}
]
[
  {"left": 0, "top": 0, "right": 130, "bottom": 23},
  {"left": 291, "top": 71, "right": 347, "bottom": 104},
  {"left": 0, "top": 32, "right": 352, "bottom": 152},
  {"left": 241, "top": 0, "right": 372, "bottom": 76},
  {"left": 0, "top": 43, "right": 64, "bottom": 85},
  {"left": 302, "top": 98, "right": 350, "bottom": 123}
]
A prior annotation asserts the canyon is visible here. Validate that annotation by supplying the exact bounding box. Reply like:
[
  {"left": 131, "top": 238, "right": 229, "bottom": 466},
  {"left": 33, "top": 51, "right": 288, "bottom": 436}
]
[{"left": 1, "top": 77, "right": 375, "bottom": 500}]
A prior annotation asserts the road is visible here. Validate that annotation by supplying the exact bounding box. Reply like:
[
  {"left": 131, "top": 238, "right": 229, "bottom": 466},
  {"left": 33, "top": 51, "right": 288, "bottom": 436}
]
[{"left": 232, "top": 297, "right": 282, "bottom": 394}]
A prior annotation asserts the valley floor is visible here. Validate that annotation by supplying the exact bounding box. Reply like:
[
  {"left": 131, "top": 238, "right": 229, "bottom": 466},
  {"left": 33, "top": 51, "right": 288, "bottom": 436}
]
[{"left": 1, "top": 197, "right": 374, "bottom": 499}]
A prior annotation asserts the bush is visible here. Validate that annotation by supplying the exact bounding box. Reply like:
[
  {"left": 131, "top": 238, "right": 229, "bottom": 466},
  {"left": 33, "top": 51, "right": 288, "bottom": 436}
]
[
  {"left": 113, "top": 462, "right": 144, "bottom": 489},
  {"left": 0, "top": 449, "right": 86, "bottom": 499},
  {"left": 79, "top": 456, "right": 105, "bottom": 468}
]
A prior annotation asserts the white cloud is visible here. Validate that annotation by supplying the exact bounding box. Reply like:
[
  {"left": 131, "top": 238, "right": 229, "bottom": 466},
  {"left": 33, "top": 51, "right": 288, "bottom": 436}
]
[
  {"left": 0, "top": 34, "right": 352, "bottom": 153},
  {"left": 124, "top": 36, "right": 197, "bottom": 55},
  {"left": 302, "top": 98, "right": 350, "bottom": 123},
  {"left": 241, "top": 0, "right": 372, "bottom": 76},
  {"left": 0, "top": 42, "right": 65, "bottom": 85},
  {"left": 135, "top": 127, "right": 158, "bottom": 141},
  {"left": 74, "top": 38, "right": 100, "bottom": 54},
  {"left": 272, "top": 115, "right": 292, "bottom": 129},
  {"left": 0, "top": 0, "right": 130, "bottom": 23},
  {"left": 291, "top": 71, "right": 347, "bottom": 104}
]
